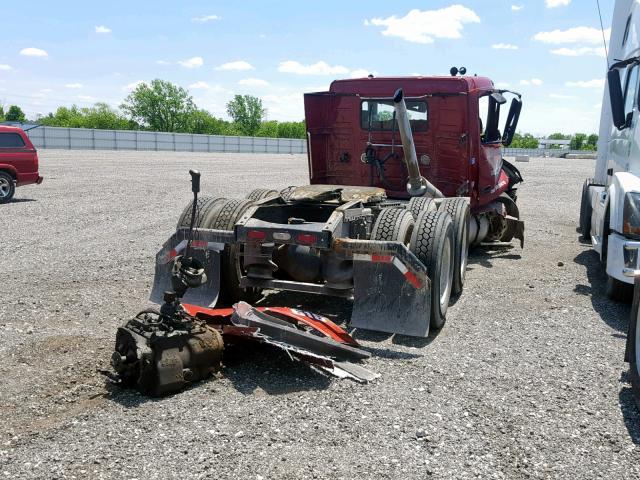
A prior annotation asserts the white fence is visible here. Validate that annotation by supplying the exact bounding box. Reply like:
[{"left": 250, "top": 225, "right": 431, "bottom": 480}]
[
  {"left": 24, "top": 126, "right": 594, "bottom": 158},
  {"left": 26, "top": 126, "right": 307, "bottom": 154}
]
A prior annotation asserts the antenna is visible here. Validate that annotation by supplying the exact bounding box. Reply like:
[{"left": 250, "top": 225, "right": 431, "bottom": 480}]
[{"left": 596, "top": 0, "right": 609, "bottom": 64}]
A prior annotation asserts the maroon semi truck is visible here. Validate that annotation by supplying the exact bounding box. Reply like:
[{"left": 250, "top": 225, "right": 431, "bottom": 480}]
[{"left": 151, "top": 73, "right": 524, "bottom": 338}]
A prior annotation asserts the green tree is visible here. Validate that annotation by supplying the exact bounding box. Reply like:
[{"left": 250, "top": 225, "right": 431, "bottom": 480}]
[
  {"left": 586, "top": 134, "right": 598, "bottom": 150},
  {"left": 226, "top": 95, "right": 265, "bottom": 136},
  {"left": 5, "top": 105, "right": 26, "bottom": 122},
  {"left": 188, "top": 109, "right": 237, "bottom": 135},
  {"left": 510, "top": 132, "right": 539, "bottom": 149},
  {"left": 0, "top": 105, "right": 4, "bottom": 121},
  {"left": 39, "top": 103, "right": 132, "bottom": 130},
  {"left": 277, "top": 121, "right": 306, "bottom": 139},
  {"left": 570, "top": 133, "right": 587, "bottom": 150},
  {"left": 121, "top": 79, "right": 195, "bottom": 132}
]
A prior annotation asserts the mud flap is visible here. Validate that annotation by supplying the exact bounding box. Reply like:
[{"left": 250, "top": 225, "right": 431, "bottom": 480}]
[
  {"left": 150, "top": 230, "right": 223, "bottom": 307},
  {"left": 507, "top": 216, "right": 525, "bottom": 248},
  {"left": 350, "top": 260, "right": 431, "bottom": 337}
]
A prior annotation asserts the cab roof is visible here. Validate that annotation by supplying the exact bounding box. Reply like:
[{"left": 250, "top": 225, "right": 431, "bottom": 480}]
[{"left": 327, "top": 75, "right": 495, "bottom": 97}]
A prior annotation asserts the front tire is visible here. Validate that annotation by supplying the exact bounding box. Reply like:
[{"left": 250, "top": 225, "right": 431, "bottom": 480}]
[
  {"left": 579, "top": 178, "right": 594, "bottom": 241},
  {"left": 0, "top": 172, "right": 15, "bottom": 204},
  {"left": 606, "top": 275, "right": 633, "bottom": 302},
  {"left": 409, "top": 211, "right": 455, "bottom": 330}
]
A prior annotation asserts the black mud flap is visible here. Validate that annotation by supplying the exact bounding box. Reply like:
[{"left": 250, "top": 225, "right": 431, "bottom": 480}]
[
  {"left": 150, "top": 230, "right": 224, "bottom": 307},
  {"left": 350, "top": 260, "right": 431, "bottom": 337},
  {"left": 507, "top": 216, "right": 525, "bottom": 248}
]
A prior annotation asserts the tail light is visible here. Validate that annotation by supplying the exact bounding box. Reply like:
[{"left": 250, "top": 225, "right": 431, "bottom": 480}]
[
  {"left": 247, "top": 230, "right": 267, "bottom": 241},
  {"left": 297, "top": 233, "right": 317, "bottom": 245}
]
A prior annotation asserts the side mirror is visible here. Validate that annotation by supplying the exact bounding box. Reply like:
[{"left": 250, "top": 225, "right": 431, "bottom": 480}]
[
  {"left": 608, "top": 69, "right": 627, "bottom": 129},
  {"left": 502, "top": 98, "right": 522, "bottom": 147}
]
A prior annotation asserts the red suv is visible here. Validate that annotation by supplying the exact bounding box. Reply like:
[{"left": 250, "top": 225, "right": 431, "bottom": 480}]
[{"left": 0, "top": 125, "right": 43, "bottom": 203}]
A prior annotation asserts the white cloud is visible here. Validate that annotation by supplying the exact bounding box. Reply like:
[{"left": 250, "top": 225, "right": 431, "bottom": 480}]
[
  {"left": 192, "top": 15, "right": 220, "bottom": 23},
  {"left": 156, "top": 60, "right": 171, "bottom": 65},
  {"left": 189, "top": 81, "right": 211, "bottom": 89},
  {"left": 533, "top": 26, "right": 609, "bottom": 45},
  {"left": 278, "top": 60, "right": 349, "bottom": 76},
  {"left": 350, "top": 68, "right": 375, "bottom": 78},
  {"left": 546, "top": 0, "right": 570, "bottom": 7},
  {"left": 520, "top": 78, "right": 543, "bottom": 86},
  {"left": 550, "top": 46, "right": 606, "bottom": 57},
  {"left": 123, "top": 80, "right": 146, "bottom": 91},
  {"left": 216, "top": 60, "right": 254, "bottom": 71},
  {"left": 95, "top": 25, "right": 112, "bottom": 34},
  {"left": 0, "top": 64, "right": 12, "bottom": 71},
  {"left": 78, "top": 95, "right": 95, "bottom": 102},
  {"left": 511, "top": 5, "right": 524, "bottom": 11},
  {"left": 20, "top": 47, "right": 48, "bottom": 57},
  {"left": 65, "top": 83, "right": 83, "bottom": 89},
  {"left": 262, "top": 93, "right": 305, "bottom": 121},
  {"left": 178, "top": 56, "right": 204, "bottom": 69},
  {"left": 549, "top": 93, "right": 574, "bottom": 99},
  {"left": 492, "top": 43, "right": 519, "bottom": 50},
  {"left": 238, "top": 78, "right": 269, "bottom": 86},
  {"left": 364, "top": 5, "right": 480, "bottom": 44},
  {"left": 495, "top": 81, "right": 510, "bottom": 88},
  {"left": 565, "top": 79, "right": 605, "bottom": 88}
]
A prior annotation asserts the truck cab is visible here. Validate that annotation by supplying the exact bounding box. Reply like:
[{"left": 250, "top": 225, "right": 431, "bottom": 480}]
[
  {"left": 304, "top": 74, "right": 524, "bottom": 245},
  {"left": 0, "top": 125, "right": 43, "bottom": 203}
]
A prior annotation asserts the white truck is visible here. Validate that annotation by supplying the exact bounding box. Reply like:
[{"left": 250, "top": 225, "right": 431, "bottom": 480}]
[
  {"left": 580, "top": 0, "right": 640, "bottom": 302},
  {"left": 581, "top": 0, "right": 640, "bottom": 406}
]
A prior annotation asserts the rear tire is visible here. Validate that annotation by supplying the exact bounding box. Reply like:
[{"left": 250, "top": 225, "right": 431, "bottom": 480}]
[
  {"left": 0, "top": 172, "right": 15, "bottom": 204},
  {"left": 409, "top": 211, "right": 455, "bottom": 330},
  {"left": 371, "top": 207, "right": 415, "bottom": 245},
  {"left": 606, "top": 275, "right": 633, "bottom": 302},
  {"left": 579, "top": 178, "right": 594, "bottom": 241},
  {"left": 438, "top": 198, "right": 470, "bottom": 295},
  {"left": 246, "top": 188, "right": 278, "bottom": 201},
  {"left": 202, "top": 198, "right": 261, "bottom": 305},
  {"left": 176, "top": 195, "right": 226, "bottom": 229},
  {"left": 407, "top": 197, "right": 437, "bottom": 220}
]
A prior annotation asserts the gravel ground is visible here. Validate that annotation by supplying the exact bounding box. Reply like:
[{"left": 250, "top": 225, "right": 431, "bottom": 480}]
[{"left": 1, "top": 150, "right": 640, "bottom": 479}]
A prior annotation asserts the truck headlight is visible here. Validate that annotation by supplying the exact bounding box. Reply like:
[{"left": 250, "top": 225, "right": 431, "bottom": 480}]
[{"left": 623, "top": 192, "right": 640, "bottom": 235}]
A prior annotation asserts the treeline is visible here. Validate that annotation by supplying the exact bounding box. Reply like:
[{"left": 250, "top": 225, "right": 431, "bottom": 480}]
[
  {"left": 1, "top": 79, "right": 307, "bottom": 139},
  {"left": 510, "top": 132, "right": 599, "bottom": 150}
]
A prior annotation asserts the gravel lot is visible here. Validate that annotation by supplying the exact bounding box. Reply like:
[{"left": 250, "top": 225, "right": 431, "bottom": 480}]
[{"left": 2, "top": 150, "right": 640, "bottom": 479}]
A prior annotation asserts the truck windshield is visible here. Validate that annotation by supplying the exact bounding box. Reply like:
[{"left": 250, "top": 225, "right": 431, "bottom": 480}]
[{"left": 361, "top": 100, "right": 428, "bottom": 131}]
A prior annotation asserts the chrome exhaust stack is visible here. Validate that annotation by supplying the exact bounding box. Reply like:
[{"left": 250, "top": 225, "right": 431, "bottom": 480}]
[{"left": 393, "top": 88, "right": 444, "bottom": 198}]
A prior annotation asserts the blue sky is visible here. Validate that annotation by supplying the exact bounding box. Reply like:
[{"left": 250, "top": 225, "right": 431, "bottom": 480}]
[{"left": 0, "top": 0, "right": 614, "bottom": 135}]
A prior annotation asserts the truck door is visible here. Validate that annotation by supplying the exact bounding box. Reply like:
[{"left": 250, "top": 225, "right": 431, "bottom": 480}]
[{"left": 610, "top": 63, "right": 640, "bottom": 176}]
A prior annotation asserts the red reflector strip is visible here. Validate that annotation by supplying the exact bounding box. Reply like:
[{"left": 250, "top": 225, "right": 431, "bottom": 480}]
[
  {"left": 191, "top": 240, "right": 208, "bottom": 248},
  {"left": 371, "top": 254, "right": 392, "bottom": 263},
  {"left": 168, "top": 249, "right": 178, "bottom": 259},
  {"left": 404, "top": 271, "right": 422, "bottom": 289},
  {"left": 353, "top": 253, "right": 423, "bottom": 290}
]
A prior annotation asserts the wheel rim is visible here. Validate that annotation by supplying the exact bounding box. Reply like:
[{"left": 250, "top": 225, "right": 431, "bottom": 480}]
[
  {"left": 0, "top": 177, "right": 11, "bottom": 198},
  {"left": 439, "top": 238, "right": 453, "bottom": 309},
  {"left": 460, "top": 220, "right": 469, "bottom": 279}
]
